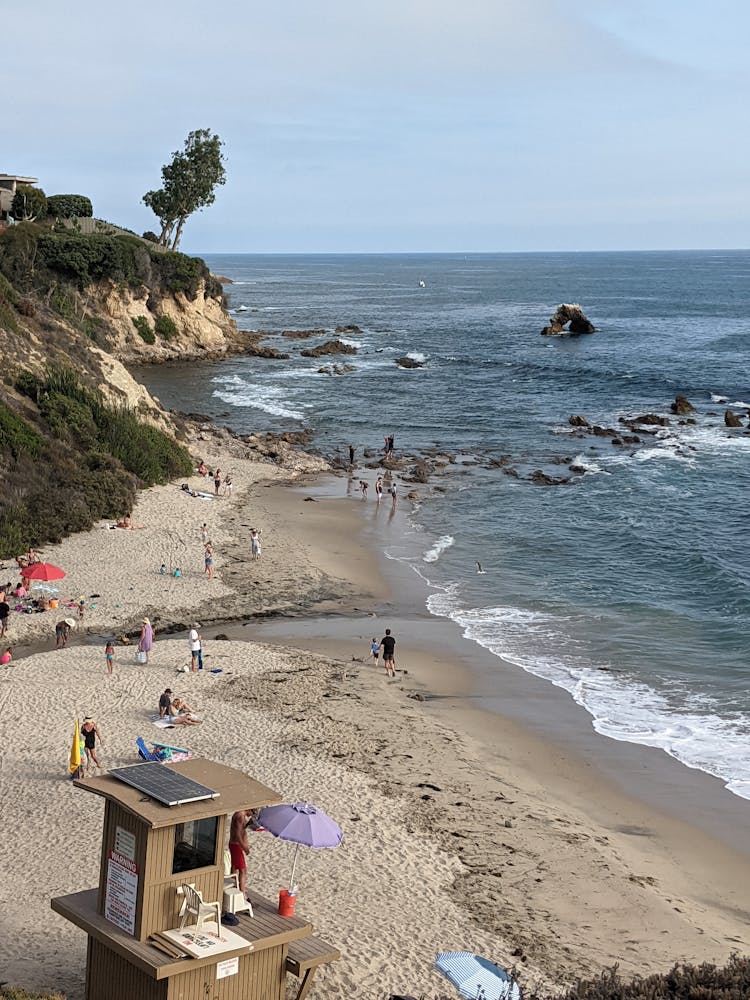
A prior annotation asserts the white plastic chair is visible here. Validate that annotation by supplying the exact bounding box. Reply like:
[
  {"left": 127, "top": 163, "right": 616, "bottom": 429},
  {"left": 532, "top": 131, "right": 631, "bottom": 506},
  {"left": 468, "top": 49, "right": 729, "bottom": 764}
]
[
  {"left": 178, "top": 883, "right": 222, "bottom": 931},
  {"left": 223, "top": 849, "right": 253, "bottom": 916}
]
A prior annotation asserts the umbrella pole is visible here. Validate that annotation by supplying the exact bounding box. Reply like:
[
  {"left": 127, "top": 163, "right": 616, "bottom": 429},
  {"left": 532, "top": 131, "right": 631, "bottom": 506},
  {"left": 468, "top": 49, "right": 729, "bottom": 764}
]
[{"left": 289, "top": 843, "right": 300, "bottom": 890}]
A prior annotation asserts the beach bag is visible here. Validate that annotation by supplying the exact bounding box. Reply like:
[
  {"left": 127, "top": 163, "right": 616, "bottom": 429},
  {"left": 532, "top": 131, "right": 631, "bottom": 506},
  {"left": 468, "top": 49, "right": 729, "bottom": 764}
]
[{"left": 135, "top": 650, "right": 147, "bottom": 664}]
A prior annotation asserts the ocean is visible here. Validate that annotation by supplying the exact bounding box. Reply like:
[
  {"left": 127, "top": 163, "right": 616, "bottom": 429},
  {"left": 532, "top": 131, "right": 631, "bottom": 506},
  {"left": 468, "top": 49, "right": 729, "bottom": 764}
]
[{"left": 138, "top": 251, "right": 750, "bottom": 800}]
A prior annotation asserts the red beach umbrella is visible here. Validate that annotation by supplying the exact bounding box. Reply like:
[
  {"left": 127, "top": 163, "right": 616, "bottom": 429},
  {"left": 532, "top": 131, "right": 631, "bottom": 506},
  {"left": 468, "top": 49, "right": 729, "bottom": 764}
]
[{"left": 21, "top": 562, "right": 66, "bottom": 581}]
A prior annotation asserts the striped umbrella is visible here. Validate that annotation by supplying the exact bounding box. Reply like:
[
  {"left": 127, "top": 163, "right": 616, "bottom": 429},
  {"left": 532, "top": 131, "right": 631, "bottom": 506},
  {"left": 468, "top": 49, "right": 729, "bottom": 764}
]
[{"left": 435, "top": 953, "right": 522, "bottom": 1000}]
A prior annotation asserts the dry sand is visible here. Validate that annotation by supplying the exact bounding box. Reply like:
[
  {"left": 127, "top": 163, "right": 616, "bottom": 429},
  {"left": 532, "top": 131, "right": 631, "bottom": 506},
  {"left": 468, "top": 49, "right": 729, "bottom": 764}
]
[{"left": 1, "top": 447, "right": 749, "bottom": 999}]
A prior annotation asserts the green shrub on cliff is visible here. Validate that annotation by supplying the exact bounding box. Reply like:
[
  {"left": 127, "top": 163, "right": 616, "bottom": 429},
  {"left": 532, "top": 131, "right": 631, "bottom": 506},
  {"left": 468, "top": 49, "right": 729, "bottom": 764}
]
[
  {"left": 46, "top": 193, "right": 93, "bottom": 218},
  {"left": 0, "top": 366, "right": 192, "bottom": 557},
  {"left": 154, "top": 314, "right": 178, "bottom": 340},
  {"left": 133, "top": 314, "right": 155, "bottom": 344}
]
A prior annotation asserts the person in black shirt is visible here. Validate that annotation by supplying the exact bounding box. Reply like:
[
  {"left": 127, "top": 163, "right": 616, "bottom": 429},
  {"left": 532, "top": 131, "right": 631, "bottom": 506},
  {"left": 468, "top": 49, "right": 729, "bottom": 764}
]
[
  {"left": 159, "top": 688, "right": 173, "bottom": 717},
  {"left": 0, "top": 600, "right": 9, "bottom": 639},
  {"left": 379, "top": 628, "right": 396, "bottom": 678}
]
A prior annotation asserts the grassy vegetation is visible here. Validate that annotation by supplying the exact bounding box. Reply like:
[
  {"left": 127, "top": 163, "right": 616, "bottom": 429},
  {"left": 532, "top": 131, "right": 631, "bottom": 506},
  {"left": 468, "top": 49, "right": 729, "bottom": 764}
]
[
  {"left": 528, "top": 956, "right": 750, "bottom": 1000},
  {"left": 0, "top": 365, "right": 192, "bottom": 558},
  {"left": 0, "top": 988, "right": 66, "bottom": 1000},
  {"left": 0, "top": 223, "right": 219, "bottom": 301},
  {"left": 132, "top": 314, "right": 155, "bottom": 344},
  {"left": 154, "top": 314, "right": 178, "bottom": 340}
]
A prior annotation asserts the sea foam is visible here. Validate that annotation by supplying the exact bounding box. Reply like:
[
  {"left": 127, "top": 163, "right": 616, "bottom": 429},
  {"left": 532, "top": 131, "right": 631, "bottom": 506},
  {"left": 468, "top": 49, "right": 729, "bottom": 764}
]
[{"left": 423, "top": 535, "right": 455, "bottom": 563}]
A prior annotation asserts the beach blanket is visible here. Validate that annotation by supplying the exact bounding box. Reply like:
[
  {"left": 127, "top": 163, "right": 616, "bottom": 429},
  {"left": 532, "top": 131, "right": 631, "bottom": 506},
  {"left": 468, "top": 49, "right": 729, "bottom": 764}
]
[{"left": 150, "top": 716, "right": 176, "bottom": 729}]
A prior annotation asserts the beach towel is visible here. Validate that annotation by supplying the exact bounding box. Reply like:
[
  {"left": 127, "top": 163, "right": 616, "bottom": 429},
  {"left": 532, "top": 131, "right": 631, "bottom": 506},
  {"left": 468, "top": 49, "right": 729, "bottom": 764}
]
[{"left": 150, "top": 716, "right": 176, "bottom": 729}]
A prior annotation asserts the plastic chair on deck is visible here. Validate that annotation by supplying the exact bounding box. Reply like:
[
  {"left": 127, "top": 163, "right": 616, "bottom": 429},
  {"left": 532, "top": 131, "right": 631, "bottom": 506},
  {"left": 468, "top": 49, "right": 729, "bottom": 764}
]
[{"left": 178, "top": 883, "right": 222, "bottom": 931}]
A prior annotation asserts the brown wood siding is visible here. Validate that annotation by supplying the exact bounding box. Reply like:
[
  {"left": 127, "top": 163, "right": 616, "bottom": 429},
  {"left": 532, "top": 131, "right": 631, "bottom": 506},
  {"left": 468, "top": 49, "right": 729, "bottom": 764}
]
[
  {"left": 139, "top": 815, "right": 226, "bottom": 941},
  {"left": 96, "top": 803, "right": 149, "bottom": 927},
  {"left": 86, "top": 937, "right": 166, "bottom": 1000},
  {"left": 165, "top": 945, "right": 285, "bottom": 1000}
]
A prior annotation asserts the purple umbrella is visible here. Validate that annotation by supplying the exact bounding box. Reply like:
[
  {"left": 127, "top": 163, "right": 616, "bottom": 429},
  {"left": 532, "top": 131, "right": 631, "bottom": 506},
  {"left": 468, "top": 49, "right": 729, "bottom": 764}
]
[{"left": 257, "top": 802, "right": 343, "bottom": 889}]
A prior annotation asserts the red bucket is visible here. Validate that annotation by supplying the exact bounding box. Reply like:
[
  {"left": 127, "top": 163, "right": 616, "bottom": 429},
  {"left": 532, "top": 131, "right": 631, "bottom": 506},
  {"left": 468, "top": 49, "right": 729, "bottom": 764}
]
[{"left": 278, "top": 889, "right": 297, "bottom": 917}]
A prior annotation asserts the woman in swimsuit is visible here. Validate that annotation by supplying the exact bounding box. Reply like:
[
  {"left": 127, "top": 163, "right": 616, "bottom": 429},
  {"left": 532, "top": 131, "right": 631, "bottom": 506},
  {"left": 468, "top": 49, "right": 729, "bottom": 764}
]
[
  {"left": 213, "top": 469, "right": 222, "bottom": 496},
  {"left": 204, "top": 542, "right": 215, "bottom": 580},
  {"left": 81, "top": 717, "right": 104, "bottom": 775}
]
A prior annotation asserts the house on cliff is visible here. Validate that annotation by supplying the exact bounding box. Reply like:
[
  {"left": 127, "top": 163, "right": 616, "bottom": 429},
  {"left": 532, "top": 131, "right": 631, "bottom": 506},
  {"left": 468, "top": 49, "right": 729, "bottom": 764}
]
[{"left": 0, "top": 172, "right": 39, "bottom": 225}]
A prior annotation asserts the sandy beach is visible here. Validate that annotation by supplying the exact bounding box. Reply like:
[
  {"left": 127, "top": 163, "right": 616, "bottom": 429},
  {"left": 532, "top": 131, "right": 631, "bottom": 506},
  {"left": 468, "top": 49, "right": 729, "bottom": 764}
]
[{"left": 1, "top": 444, "right": 749, "bottom": 999}]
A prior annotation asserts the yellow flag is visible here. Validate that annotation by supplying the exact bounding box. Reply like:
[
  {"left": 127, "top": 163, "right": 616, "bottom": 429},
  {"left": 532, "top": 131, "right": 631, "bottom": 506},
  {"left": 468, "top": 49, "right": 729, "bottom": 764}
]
[{"left": 69, "top": 719, "right": 81, "bottom": 774}]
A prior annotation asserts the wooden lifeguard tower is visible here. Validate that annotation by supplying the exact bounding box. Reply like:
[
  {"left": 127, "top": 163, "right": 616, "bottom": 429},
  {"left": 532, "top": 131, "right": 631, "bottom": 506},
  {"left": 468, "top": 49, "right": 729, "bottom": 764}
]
[{"left": 51, "top": 758, "right": 338, "bottom": 1000}]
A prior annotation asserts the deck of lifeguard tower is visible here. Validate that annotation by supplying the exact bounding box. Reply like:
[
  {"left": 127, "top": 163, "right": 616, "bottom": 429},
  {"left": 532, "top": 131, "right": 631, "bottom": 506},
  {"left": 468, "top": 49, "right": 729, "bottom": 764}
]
[{"left": 50, "top": 758, "right": 339, "bottom": 1000}]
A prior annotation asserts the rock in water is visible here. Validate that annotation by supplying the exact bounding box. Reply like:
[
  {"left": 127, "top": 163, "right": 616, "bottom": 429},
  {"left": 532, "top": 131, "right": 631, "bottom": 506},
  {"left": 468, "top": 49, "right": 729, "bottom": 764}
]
[
  {"left": 568, "top": 415, "right": 590, "bottom": 427},
  {"left": 541, "top": 303, "right": 596, "bottom": 336},
  {"left": 725, "top": 409, "right": 743, "bottom": 427},
  {"left": 671, "top": 395, "right": 696, "bottom": 414},
  {"left": 395, "top": 356, "right": 424, "bottom": 368}
]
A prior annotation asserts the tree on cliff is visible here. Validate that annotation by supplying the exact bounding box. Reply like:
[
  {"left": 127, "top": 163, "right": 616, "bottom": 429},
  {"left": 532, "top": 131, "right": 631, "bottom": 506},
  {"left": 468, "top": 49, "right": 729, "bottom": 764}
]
[
  {"left": 11, "top": 185, "right": 47, "bottom": 222},
  {"left": 143, "top": 130, "right": 226, "bottom": 251}
]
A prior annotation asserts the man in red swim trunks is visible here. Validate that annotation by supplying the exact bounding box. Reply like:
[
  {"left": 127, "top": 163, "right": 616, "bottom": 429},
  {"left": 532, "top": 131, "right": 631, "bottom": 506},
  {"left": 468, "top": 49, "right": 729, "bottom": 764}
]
[{"left": 229, "top": 810, "right": 251, "bottom": 897}]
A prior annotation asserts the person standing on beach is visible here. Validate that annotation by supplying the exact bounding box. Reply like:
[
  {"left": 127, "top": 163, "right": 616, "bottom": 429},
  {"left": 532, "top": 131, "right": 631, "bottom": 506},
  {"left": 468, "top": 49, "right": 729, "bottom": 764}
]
[
  {"left": 0, "top": 597, "right": 9, "bottom": 638},
  {"left": 138, "top": 617, "right": 154, "bottom": 663},
  {"left": 348, "top": 444, "right": 355, "bottom": 465},
  {"left": 200, "top": 522, "right": 209, "bottom": 545},
  {"left": 375, "top": 477, "right": 383, "bottom": 503},
  {"left": 55, "top": 619, "right": 72, "bottom": 648},
  {"left": 250, "top": 529, "right": 261, "bottom": 561},
  {"left": 224, "top": 474, "right": 233, "bottom": 497},
  {"left": 81, "top": 717, "right": 103, "bottom": 776},
  {"left": 370, "top": 638, "right": 380, "bottom": 666},
  {"left": 379, "top": 628, "right": 396, "bottom": 677},
  {"left": 204, "top": 541, "right": 215, "bottom": 581},
  {"left": 105, "top": 640, "right": 115, "bottom": 674},
  {"left": 190, "top": 623, "right": 203, "bottom": 671},
  {"left": 360, "top": 480, "right": 368, "bottom": 499},
  {"left": 390, "top": 481, "right": 398, "bottom": 507},
  {"left": 214, "top": 469, "right": 222, "bottom": 496}
]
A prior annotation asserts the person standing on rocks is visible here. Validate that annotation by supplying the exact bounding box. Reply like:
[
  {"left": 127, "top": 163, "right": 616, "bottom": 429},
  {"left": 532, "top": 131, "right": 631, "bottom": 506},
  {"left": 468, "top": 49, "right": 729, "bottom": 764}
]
[{"left": 348, "top": 444, "right": 355, "bottom": 466}]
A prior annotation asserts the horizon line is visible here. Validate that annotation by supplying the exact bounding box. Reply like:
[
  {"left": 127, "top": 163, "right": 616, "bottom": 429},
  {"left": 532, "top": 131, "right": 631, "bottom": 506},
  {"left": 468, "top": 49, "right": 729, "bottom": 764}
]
[{"left": 188, "top": 246, "right": 750, "bottom": 256}]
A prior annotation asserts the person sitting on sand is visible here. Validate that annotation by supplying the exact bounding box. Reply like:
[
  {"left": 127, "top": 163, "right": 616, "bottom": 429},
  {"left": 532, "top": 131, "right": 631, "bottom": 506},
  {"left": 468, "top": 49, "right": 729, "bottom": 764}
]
[
  {"left": 115, "top": 515, "right": 144, "bottom": 530},
  {"left": 14, "top": 582, "right": 26, "bottom": 599},
  {"left": 197, "top": 461, "right": 208, "bottom": 476},
  {"left": 1, "top": 646, "right": 13, "bottom": 665},
  {"left": 16, "top": 555, "right": 29, "bottom": 570},
  {"left": 159, "top": 688, "right": 201, "bottom": 724},
  {"left": 26, "top": 547, "right": 40, "bottom": 565},
  {"left": 171, "top": 697, "right": 196, "bottom": 715}
]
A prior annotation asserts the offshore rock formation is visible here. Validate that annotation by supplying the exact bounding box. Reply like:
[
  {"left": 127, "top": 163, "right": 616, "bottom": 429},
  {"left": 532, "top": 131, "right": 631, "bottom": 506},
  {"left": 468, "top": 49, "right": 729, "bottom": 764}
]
[
  {"left": 301, "top": 340, "right": 358, "bottom": 358},
  {"left": 671, "top": 395, "right": 696, "bottom": 415},
  {"left": 541, "top": 303, "right": 596, "bottom": 336},
  {"left": 725, "top": 410, "right": 743, "bottom": 427},
  {"left": 396, "top": 356, "right": 424, "bottom": 368}
]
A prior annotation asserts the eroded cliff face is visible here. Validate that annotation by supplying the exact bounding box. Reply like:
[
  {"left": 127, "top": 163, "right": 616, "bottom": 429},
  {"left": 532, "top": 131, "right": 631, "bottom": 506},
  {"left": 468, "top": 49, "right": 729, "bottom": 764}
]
[
  {"left": 98, "top": 278, "right": 244, "bottom": 363},
  {"left": 0, "top": 275, "right": 246, "bottom": 428}
]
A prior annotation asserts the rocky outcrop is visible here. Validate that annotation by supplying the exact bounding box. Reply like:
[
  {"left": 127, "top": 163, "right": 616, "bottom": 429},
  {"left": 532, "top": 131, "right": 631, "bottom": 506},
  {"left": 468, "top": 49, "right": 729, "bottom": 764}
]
[
  {"left": 568, "top": 415, "right": 590, "bottom": 427},
  {"left": 281, "top": 329, "right": 326, "bottom": 339},
  {"left": 527, "top": 470, "right": 571, "bottom": 485},
  {"left": 335, "top": 324, "right": 363, "bottom": 335},
  {"left": 627, "top": 414, "right": 670, "bottom": 427},
  {"left": 541, "top": 304, "right": 596, "bottom": 336},
  {"left": 396, "top": 356, "right": 424, "bottom": 369},
  {"left": 246, "top": 344, "right": 290, "bottom": 360},
  {"left": 301, "top": 340, "right": 358, "bottom": 358},
  {"left": 317, "top": 364, "right": 356, "bottom": 376},
  {"left": 725, "top": 410, "right": 743, "bottom": 427},
  {"left": 671, "top": 395, "right": 696, "bottom": 415}
]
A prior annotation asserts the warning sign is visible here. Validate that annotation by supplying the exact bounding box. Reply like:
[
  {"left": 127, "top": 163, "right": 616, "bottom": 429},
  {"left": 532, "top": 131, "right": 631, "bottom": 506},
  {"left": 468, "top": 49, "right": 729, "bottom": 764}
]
[{"left": 104, "top": 849, "right": 138, "bottom": 935}]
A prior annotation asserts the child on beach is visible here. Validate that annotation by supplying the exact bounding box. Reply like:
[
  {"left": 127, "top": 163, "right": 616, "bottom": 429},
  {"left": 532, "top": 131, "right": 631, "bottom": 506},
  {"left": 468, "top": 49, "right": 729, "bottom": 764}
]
[
  {"left": 78, "top": 598, "right": 85, "bottom": 620},
  {"left": 105, "top": 640, "right": 114, "bottom": 674},
  {"left": 370, "top": 638, "right": 380, "bottom": 665},
  {"left": 250, "top": 529, "right": 262, "bottom": 560}
]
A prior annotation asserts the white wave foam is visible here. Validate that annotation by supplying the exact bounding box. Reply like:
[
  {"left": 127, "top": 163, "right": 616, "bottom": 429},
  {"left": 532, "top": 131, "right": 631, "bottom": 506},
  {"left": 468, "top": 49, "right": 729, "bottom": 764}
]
[
  {"left": 729, "top": 400, "right": 750, "bottom": 408},
  {"left": 710, "top": 393, "right": 729, "bottom": 403},
  {"left": 571, "top": 454, "right": 609, "bottom": 475},
  {"left": 337, "top": 337, "right": 362, "bottom": 348},
  {"left": 425, "top": 594, "right": 750, "bottom": 800},
  {"left": 211, "top": 375, "right": 309, "bottom": 420},
  {"left": 423, "top": 535, "right": 455, "bottom": 563},
  {"left": 406, "top": 352, "right": 427, "bottom": 363}
]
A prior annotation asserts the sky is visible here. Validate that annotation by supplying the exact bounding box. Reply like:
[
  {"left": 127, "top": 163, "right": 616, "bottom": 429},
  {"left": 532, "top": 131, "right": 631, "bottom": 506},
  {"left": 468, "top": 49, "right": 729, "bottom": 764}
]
[{"left": 3, "top": 1, "right": 749, "bottom": 252}]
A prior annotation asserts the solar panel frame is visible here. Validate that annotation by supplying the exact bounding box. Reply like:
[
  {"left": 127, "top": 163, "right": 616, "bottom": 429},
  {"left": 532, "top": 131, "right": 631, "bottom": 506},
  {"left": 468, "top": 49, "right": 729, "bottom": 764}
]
[{"left": 109, "top": 763, "right": 220, "bottom": 807}]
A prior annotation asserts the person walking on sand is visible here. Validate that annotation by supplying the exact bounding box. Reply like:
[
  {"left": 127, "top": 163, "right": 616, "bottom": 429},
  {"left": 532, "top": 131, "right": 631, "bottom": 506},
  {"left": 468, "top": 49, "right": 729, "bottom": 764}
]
[
  {"left": 138, "top": 617, "right": 154, "bottom": 663},
  {"left": 250, "top": 529, "right": 261, "bottom": 561},
  {"left": 390, "top": 480, "right": 398, "bottom": 507},
  {"left": 213, "top": 468, "right": 222, "bottom": 496},
  {"left": 369, "top": 637, "right": 380, "bottom": 666},
  {"left": 379, "top": 628, "right": 396, "bottom": 677},
  {"left": 105, "top": 640, "right": 115, "bottom": 674},
  {"left": 200, "top": 522, "right": 209, "bottom": 545},
  {"left": 190, "top": 623, "right": 203, "bottom": 671},
  {"left": 81, "top": 717, "right": 104, "bottom": 775},
  {"left": 204, "top": 541, "right": 215, "bottom": 581},
  {"left": 375, "top": 476, "right": 383, "bottom": 503}
]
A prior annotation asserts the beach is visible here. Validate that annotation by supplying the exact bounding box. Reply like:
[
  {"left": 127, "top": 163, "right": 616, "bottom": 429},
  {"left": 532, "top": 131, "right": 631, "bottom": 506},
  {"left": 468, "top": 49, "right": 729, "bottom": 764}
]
[{"left": 1, "top": 444, "right": 749, "bottom": 999}]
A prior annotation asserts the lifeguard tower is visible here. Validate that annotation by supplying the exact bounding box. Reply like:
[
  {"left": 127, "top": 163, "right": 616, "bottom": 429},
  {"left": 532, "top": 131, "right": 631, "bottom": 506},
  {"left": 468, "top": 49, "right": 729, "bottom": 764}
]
[{"left": 51, "top": 759, "right": 339, "bottom": 1000}]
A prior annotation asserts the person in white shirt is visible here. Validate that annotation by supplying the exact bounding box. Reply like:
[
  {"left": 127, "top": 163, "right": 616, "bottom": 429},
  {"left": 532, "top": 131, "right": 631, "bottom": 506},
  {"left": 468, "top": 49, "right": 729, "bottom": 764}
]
[{"left": 189, "top": 623, "right": 202, "bottom": 671}]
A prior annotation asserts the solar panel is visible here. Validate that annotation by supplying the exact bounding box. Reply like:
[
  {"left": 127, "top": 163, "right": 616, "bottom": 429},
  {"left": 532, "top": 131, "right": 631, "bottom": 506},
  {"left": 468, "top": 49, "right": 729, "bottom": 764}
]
[{"left": 109, "top": 763, "right": 220, "bottom": 807}]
